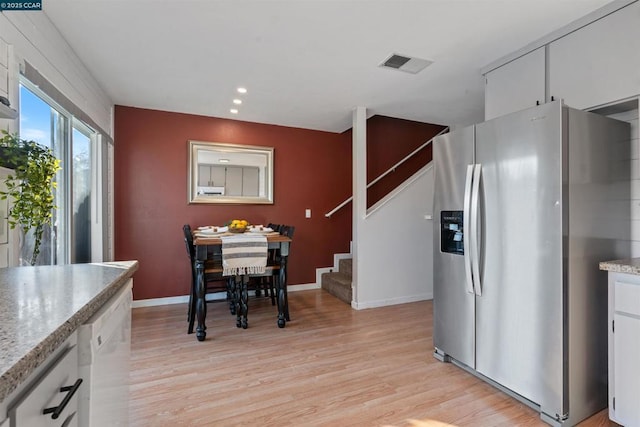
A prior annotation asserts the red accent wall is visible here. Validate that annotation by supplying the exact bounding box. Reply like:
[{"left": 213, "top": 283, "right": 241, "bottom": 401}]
[
  {"left": 114, "top": 106, "right": 352, "bottom": 300},
  {"left": 366, "top": 116, "right": 445, "bottom": 207}
]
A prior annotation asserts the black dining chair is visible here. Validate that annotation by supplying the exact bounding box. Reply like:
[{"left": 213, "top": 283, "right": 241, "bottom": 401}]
[
  {"left": 251, "top": 223, "right": 280, "bottom": 301},
  {"left": 253, "top": 224, "right": 294, "bottom": 305},
  {"left": 183, "top": 224, "right": 232, "bottom": 334}
]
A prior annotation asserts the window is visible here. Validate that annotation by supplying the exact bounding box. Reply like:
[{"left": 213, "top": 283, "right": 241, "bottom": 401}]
[{"left": 18, "top": 80, "right": 104, "bottom": 265}]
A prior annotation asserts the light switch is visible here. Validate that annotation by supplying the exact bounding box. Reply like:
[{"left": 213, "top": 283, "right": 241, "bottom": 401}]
[{"left": 305, "top": 209, "right": 311, "bottom": 218}]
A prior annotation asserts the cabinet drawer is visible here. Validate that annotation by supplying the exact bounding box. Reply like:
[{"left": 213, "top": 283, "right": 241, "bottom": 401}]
[
  {"left": 615, "top": 279, "right": 640, "bottom": 316},
  {"left": 9, "top": 345, "right": 81, "bottom": 427}
]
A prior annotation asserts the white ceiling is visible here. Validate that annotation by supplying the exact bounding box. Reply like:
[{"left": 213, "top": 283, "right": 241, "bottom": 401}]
[{"left": 43, "top": 0, "right": 613, "bottom": 133}]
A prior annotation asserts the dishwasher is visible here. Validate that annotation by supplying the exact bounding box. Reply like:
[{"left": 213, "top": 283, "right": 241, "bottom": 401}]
[{"left": 77, "top": 279, "right": 132, "bottom": 427}]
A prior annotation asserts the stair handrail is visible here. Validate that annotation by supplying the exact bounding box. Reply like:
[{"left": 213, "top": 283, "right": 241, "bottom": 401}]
[{"left": 324, "top": 127, "right": 449, "bottom": 217}]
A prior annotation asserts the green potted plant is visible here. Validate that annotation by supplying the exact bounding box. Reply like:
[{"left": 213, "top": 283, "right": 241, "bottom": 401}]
[{"left": 0, "top": 130, "right": 61, "bottom": 265}]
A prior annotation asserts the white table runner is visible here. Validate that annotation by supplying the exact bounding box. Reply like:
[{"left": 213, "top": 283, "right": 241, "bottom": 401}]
[{"left": 221, "top": 234, "right": 268, "bottom": 276}]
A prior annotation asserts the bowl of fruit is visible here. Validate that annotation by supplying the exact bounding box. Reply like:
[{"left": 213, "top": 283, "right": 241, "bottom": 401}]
[{"left": 228, "top": 219, "right": 249, "bottom": 233}]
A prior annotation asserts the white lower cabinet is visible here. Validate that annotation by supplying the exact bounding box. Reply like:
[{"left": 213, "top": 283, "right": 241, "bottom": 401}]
[
  {"left": 608, "top": 272, "right": 640, "bottom": 426},
  {"left": 0, "top": 333, "right": 80, "bottom": 427}
]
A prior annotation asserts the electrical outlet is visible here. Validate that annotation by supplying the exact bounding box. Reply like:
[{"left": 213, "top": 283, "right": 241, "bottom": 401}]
[{"left": 305, "top": 209, "right": 311, "bottom": 218}]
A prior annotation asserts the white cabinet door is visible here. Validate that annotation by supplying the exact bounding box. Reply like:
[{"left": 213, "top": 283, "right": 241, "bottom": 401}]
[
  {"left": 225, "top": 166, "right": 243, "bottom": 196},
  {"left": 484, "top": 47, "right": 545, "bottom": 120},
  {"left": 210, "top": 166, "right": 226, "bottom": 187},
  {"left": 549, "top": 2, "right": 640, "bottom": 110},
  {"left": 610, "top": 275, "right": 640, "bottom": 426},
  {"left": 613, "top": 313, "right": 640, "bottom": 425},
  {"left": 197, "top": 164, "right": 211, "bottom": 186},
  {"left": 242, "top": 167, "right": 259, "bottom": 196}
]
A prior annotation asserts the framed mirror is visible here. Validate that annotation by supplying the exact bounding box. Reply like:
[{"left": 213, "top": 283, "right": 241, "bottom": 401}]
[{"left": 188, "top": 140, "right": 274, "bottom": 204}]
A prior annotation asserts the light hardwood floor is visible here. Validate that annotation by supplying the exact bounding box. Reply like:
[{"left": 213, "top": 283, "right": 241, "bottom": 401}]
[{"left": 130, "top": 289, "right": 616, "bottom": 426}]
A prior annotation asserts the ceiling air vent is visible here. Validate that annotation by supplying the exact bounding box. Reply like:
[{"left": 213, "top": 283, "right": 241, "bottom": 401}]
[{"left": 379, "top": 53, "right": 433, "bottom": 74}]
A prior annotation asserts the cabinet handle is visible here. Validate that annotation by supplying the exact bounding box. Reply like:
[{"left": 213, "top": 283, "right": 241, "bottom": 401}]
[{"left": 43, "top": 378, "right": 83, "bottom": 420}]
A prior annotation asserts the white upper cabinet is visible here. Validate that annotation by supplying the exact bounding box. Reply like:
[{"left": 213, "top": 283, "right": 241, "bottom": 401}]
[
  {"left": 548, "top": 1, "right": 640, "bottom": 110},
  {"left": 484, "top": 1, "right": 639, "bottom": 119},
  {"left": 485, "top": 47, "right": 546, "bottom": 120}
]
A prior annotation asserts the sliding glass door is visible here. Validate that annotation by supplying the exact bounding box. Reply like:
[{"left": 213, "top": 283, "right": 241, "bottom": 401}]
[{"left": 18, "top": 81, "right": 103, "bottom": 265}]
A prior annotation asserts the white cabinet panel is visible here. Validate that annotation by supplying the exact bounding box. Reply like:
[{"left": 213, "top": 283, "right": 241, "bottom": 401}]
[
  {"left": 197, "top": 164, "right": 259, "bottom": 196},
  {"left": 613, "top": 313, "right": 640, "bottom": 425},
  {"left": 209, "top": 166, "right": 226, "bottom": 187},
  {"left": 549, "top": 2, "right": 640, "bottom": 110},
  {"left": 225, "top": 166, "right": 243, "bottom": 196},
  {"left": 485, "top": 47, "right": 545, "bottom": 120},
  {"left": 608, "top": 272, "right": 640, "bottom": 426},
  {"left": 242, "top": 167, "right": 259, "bottom": 197}
]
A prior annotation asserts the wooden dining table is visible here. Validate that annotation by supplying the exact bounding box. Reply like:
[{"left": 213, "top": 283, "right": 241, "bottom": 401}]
[{"left": 192, "top": 232, "right": 292, "bottom": 342}]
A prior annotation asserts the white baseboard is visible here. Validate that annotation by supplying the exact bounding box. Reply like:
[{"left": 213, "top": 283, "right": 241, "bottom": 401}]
[
  {"left": 351, "top": 292, "right": 433, "bottom": 310},
  {"left": 315, "top": 252, "right": 353, "bottom": 287},
  {"left": 291, "top": 282, "right": 320, "bottom": 291},
  {"left": 132, "top": 283, "right": 319, "bottom": 308},
  {"left": 132, "top": 294, "right": 192, "bottom": 308},
  {"left": 315, "top": 267, "right": 332, "bottom": 287},
  {"left": 333, "top": 252, "right": 352, "bottom": 268}
]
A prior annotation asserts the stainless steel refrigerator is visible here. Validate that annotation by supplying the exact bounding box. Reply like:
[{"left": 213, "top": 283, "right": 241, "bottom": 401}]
[{"left": 433, "top": 100, "right": 630, "bottom": 426}]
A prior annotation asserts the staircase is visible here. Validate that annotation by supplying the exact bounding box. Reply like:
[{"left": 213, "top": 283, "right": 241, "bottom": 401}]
[{"left": 321, "top": 258, "right": 352, "bottom": 305}]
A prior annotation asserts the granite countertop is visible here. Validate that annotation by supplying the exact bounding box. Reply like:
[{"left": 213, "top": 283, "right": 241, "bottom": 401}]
[
  {"left": 599, "top": 258, "right": 640, "bottom": 275},
  {"left": 0, "top": 261, "right": 138, "bottom": 402}
]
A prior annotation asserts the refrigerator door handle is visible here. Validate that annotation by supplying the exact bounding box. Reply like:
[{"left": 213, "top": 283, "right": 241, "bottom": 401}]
[
  {"left": 463, "top": 164, "right": 475, "bottom": 294},
  {"left": 470, "top": 164, "right": 482, "bottom": 296}
]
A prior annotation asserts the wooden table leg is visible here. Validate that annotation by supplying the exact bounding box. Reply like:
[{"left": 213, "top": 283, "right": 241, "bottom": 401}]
[
  {"left": 277, "top": 267, "right": 286, "bottom": 328},
  {"left": 277, "top": 241, "right": 290, "bottom": 328},
  {"left": 234, "top": 275, "right": 242, "bottom": 328},
  {"left": 227, "top": 277, "right": 236, "bottom": 315},
  {"left": 241, "top": 275, "right": 248, "bottom": 329},
  {"left": 233, "top": 275, "right": 249, "bottom": 329},
  {"left": 195, "top": 258, "right": 207, "bottom": 341}
]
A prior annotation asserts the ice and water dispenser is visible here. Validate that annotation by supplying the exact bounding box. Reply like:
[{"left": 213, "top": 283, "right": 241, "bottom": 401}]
[{"left": 440, "top": 211, "right": 464, "bottom": 255}]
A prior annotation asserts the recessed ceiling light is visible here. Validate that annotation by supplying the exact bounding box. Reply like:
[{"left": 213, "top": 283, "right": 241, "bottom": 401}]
[
  {"left": 219, "top": 159, "right": 230, "bottom": 163},
  {"left": 233, "top": 99, "right": 242, "bottom": 105},
  {"left": 237, "top": 87, "right": 247, "bottom": 94},
  {"left": 230, "top": 108, "right": 238, "bottom": 114}
]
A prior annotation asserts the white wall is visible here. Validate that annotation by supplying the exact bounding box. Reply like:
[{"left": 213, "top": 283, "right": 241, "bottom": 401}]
[
  {"left": 609, "top": 107, "right": 640, "bottom": 254},
  {"left": 0, "top": 11, "right": 112, "bottom": 135},
  {"left": 353, "top": 166, "right": 434, "bottom": 309}
]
